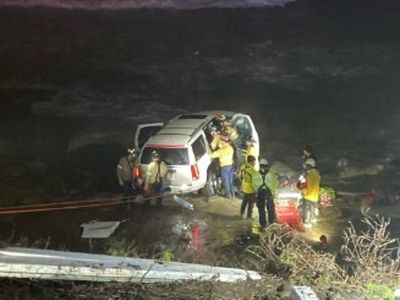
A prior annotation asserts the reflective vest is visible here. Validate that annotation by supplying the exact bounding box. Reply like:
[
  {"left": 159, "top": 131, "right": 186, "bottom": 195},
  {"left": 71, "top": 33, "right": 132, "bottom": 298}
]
[{"left": 252, "top": 169, "right": 279, "bottom": 196}]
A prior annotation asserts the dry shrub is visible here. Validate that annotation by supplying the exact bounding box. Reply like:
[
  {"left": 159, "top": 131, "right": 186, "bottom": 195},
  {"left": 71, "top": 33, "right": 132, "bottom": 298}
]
[
  {"left": 245, "top": 223, "right": 345, "bottom": 286},
  {"left": 245, "top": 209, "right": 400, "bottom": 298},
  {"left": 340, "top": 208, "right": 400, "bottom": 291}
]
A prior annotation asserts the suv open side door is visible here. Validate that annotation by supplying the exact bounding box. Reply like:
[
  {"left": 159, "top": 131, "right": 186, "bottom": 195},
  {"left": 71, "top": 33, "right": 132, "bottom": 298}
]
[
  {"left": 134, "top": 123, "right": 164, "bottom": 150},
  {"left": 231, "top": 113, "right": 260, "bottom": 154}
]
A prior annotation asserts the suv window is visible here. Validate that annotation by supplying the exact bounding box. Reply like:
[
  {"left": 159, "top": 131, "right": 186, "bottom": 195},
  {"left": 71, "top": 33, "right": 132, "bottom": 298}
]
[
  {"left": 137, "top": 126, "right": 161, "bottom": 149},
  {"left": 233, "top": 116, "right": 252, "bottom": 137},
  {"left": 192, "top": 135, "right": 207, "bottom": 161},
  {"left": 141, "top": 147, "right": 189, "bottom": 165}
]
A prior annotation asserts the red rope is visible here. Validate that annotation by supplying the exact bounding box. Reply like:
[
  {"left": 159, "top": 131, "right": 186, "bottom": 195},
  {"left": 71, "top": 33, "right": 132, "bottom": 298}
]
[{"left": 0, "top": 194, "right": 168, "bottom": 215}]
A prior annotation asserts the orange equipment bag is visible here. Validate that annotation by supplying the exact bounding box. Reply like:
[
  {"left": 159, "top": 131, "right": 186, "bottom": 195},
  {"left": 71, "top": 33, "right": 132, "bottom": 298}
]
[{"left": 275, "top": 199, "right": 304, "bottom": 231}]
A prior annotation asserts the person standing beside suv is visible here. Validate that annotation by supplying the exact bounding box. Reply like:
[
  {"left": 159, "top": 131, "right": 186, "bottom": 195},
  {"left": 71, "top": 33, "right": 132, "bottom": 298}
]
[
  {"left": 116, "top": 147, "right": 138, "bottom": 210},
  {"left": 144, "top": 150, "right": 168, "bottom": 206},
  {"left": 209, "top": 140, "right": 235, "bottom": 199},
  {"left": 240, "top": 155, "right": 257, "bottom": 219}
]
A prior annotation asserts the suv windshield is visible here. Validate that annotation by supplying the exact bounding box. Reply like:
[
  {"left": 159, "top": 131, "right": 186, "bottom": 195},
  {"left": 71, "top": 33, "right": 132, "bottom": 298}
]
[{"left": 141, "top": 147, "right": 189, "bottom": 165}]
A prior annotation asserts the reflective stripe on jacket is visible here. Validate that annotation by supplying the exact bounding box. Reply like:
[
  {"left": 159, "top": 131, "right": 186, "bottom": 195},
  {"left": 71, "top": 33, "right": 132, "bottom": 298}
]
[{"left": 302, "top": 167, "right": 321, "bottom": 202}]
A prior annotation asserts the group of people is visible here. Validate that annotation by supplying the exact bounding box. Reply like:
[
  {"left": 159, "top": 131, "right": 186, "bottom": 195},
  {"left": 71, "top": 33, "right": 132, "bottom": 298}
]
[
  {"left": 208, "top": 115, "right": 259, "bottom": 200},
  {"left": 210, "top": 138, "right": 321, "bottom": 230},
  {"left": 116, "top": 116, "right": 321, "bottom": 231},
  {"left": 240, "top": 155, "right": 279, "bottom": 230},
  {"left": 206, "top": 114, "right": 278, "bottom": 230},
  {"left": 116, "top": 148, "right": 167, "bottom": 209}
]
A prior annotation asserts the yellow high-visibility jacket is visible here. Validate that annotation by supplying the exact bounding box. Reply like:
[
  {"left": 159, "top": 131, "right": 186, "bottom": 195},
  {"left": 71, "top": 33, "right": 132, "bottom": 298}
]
[
  {"left": 240, "top": 163, "right": 256, "bottom": 194},
  {"left": 209, "top": 143, "right": 234, "bottom": 167},
  {"left": 244, "top": 144, "right": 259, "bottom": 171},
  {"left": 302, "top": 168, "right": 321, "bottom": 202},
  {"left": 246, "top": 144, "right": 259, "bottom": 158},
  {"left": 252, "top": 169, "right": 279, "bottom": 196}
]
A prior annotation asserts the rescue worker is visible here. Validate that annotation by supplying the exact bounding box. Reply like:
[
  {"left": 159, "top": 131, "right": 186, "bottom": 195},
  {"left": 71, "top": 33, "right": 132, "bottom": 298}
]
[
  {"left": 116, "top": 147, "right": 137, "bottom": 210},
  {"left": 144, "top": 150, "right": 168, "bottom": 206},
  {"left": 300, "top": 158, "right": 321, "bottom": 228},
  {"left": 216, "top": 114, "right": 240, "bottom": 146},
  {"left": 303, "top": 145, "right": 317, "bottom": 166},
  {"left": 252, "top": 158, "right": 279, "bottom": 229},
  {"left": 223, "top": 120, "right": 240, "bottom": 147},
  {"left": 215, "top": 114, "right": 228, "bottom": 129},
  {"left": 243, "top": 137, "right": 259, "bottom": 171},
  {"left": 240, "top": 155, "right": 257, "bottom": 219},
  {"left": 209, "top": 139, "right": 235, "bottom": 198},
  {"left": 209, "top": 126, "right": 222, "bottom": 150}
]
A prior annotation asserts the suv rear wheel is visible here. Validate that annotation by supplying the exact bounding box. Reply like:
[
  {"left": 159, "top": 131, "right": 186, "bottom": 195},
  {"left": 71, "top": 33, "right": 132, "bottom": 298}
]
[{"left": 203, "top": 168, "right": 221, "bottom": 197}]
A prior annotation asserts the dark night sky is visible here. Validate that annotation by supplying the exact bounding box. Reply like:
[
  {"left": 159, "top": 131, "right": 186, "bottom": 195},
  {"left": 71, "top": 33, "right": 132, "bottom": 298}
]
[{"left": 0, "top": 0, "right": 298, "bottom": 9}]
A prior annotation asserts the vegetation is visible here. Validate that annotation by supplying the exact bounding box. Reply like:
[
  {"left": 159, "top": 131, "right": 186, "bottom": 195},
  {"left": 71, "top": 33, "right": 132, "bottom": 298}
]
[
  {"left": 245, "top": 208, "right": 400, "bottom": 298},
  {"left": 160, "top": 249, "right": 174, "bottom": 263},
  {"left": 105, "top": 238, "right": 139, "bottom": 257},
  {"left": 0, "top": 209, "right": 399, "bottom": 299}
]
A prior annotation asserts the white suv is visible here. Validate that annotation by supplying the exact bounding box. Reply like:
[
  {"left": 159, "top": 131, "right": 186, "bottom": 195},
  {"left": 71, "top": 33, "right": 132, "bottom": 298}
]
[{"left": 134, "top": 111, "right": 259, "bottom": 196}]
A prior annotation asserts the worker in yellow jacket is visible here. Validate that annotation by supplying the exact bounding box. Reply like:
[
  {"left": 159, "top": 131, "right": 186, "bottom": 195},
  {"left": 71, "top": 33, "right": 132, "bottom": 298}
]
[
  {"left": 243, "top": 137, "right": 259, "bottom": 171},
  {"left": 209, "top": 140, "right": 235, "bottom": 198},
  {"left": 240, "top": 155, "right": 257, "bottom": 219},
  {"left": 209, "top": 126, "right": 223, "bottom": 150},
  {"left": 301, "top": 158, "right": 321, "bottom": 228}
]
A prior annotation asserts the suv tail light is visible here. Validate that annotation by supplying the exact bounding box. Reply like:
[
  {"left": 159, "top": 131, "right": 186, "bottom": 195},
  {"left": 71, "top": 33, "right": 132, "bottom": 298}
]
[
  {"left": 133, "top": 166, "right": 142, "bottom": 178},
  {"left": 191, "top": 164, "right": 200, "bottom": 180}
]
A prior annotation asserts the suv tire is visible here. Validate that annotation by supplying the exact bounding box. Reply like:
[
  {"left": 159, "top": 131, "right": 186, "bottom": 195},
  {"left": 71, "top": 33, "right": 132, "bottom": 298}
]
[{"left": 203, "top": 168, "right": 221, "bottom": 197}]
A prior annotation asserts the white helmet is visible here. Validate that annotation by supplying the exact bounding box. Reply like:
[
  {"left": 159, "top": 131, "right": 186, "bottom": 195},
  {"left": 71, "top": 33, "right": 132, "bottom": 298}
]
[
  {"left": 304, "top": 158, "right": 317, "bottom": 168},
  {"left": 259, "top": 158, "right": 268, "bottom": 166}
]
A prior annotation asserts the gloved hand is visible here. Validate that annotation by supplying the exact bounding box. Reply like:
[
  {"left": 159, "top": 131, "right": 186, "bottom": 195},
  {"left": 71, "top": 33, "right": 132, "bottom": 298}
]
[{"left": 118, "top": 179, "right": 124, "bottom": 186}]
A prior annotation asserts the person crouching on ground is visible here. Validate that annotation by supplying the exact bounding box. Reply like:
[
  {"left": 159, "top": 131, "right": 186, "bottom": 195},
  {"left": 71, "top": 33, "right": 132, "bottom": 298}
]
[
  {"left": 300, "top": 158, "right": 320, "bottom": 228},
  {"left": 144, "top": 150, "right": 168, "bottom": 206},
  {"left": 240, "top": 155, "right": 257, "bottom": 219},
  {"left": 209, "top": 139, "right": 235, "bottom": 198},
  {"left": 252, "top": 158, "right": 279, "bottom": 229},
  {"left": 116, "top": 147, "right": 138, "bottom": 210}
]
